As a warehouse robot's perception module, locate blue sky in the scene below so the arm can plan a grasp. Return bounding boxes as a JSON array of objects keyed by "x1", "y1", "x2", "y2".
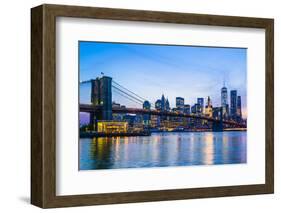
[{"x1": 79, "y1": 41, "x2": 247, "y2": 118}]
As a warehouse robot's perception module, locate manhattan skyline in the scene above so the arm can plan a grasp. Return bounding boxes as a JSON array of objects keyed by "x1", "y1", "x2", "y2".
[{"x1": 79, "y1": 41, "x2": 247, "y2": 118}]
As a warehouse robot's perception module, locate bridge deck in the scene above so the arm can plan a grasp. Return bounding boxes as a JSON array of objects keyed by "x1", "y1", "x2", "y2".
[{"x1": 80, "y1": 104, "x2": 246, "y2": 128}]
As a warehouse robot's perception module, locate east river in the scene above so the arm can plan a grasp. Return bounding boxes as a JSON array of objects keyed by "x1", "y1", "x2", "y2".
[{"x1": 79, "y1": 131, "x2": 247, "y2": 170}]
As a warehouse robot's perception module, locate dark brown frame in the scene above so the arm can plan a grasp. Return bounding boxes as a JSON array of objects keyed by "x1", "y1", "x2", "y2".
[{"x1": 31, "y1": 4, "x2": 274, "y2": 208}]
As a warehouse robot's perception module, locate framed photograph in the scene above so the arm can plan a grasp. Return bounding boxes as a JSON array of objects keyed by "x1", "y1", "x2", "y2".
[{"x1": 31, "y1": 4, "x2": 274, "y2": 208}]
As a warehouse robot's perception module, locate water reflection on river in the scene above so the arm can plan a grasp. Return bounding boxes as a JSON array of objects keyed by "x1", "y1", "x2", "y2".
[{"x1": 79, "y1": 131, "x2": 246, "y2": 170}]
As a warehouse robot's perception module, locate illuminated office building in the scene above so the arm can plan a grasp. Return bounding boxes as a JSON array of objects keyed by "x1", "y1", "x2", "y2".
[{"x1": 230, "y1": 90, "x2": 237, "y2": 119}]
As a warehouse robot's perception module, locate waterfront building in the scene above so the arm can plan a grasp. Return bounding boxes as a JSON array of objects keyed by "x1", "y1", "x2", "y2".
[
  {"x1": 205, "y1": 96, "x2": 213, "y2": 118},
  {"x1": 176, "y1": 97, "x2": 184, "y2": 108},
  {"x1": 97, "y1": 121, "x2": 128, "y2": 133},
  {"x1": 143, "y1": 100, "x2": 151, "y2": 110},
  {"x1": 191, "y1": 103, "x2": 202, "y2": 128},
  {"x1": 191, "y1": 104, "x2": 196, "y2": 114},
  {"x1": 150, "y1": 115, "x2": 161, "y2": 128},
  {"x1": 123, "y1": 114, "x2": 136, "y2": 127},
  {"x1": 156, "y1": 95, "x2": 169, "y2": 127},
  {"x1": 196, "y1": 104, "x2": 201, "y2": 114},
  {"x1": 176, "y1": 97, "x2": 184, "y2": 113},
  {"x1": 183, "y1": 104, "x2": 191, "y2": 129},
  {"x1": 135, "y1": 114, "x2": 144, "y2": 128},
  {"x1": 112, "y1": 101, "x2": 121, "y2": 108},
  {"x1": 174, "y1": 98, "x2": 185, "y2": 126},
  {"x1": 143, "y1": 100, "x2": 151, "y2": 127},
  {"x1": 221, "y1": 85, "x2": 228, "y2": 118},
  {"x1": 155, "y1": 99, "x2": 162, "y2": 111},
  {"x1": 184, "y1": 104, "x2": 191, "y2": 114},
  {"x1": 191, "y1": 103, "x2": 200, "y2": 114},
  {"x1": 165, "y1": 98, "x2": 170, "y2": 111},
  {"x1": 172, "y1": 107, "x2": 177, "y2": 112},
  {"x1": 197, "y1": 98, "x2": 204, "y2": 114},
  {"x1": 237, "y1": 96, "x2": 242, "y2": 120},
  {"x1": 123, "y1": 114, "x2": 144, "y2": 132},
  {"x1": 230, "y1": 90, "x2": 237, "y2": 119},
  {"x1": 112, "y1": 113, "x2": 124, "y2": 122}
]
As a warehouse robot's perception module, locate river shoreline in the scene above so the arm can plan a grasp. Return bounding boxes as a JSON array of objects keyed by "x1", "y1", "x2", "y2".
[{"x1": 80, "y1": 129, "x2": 246, "y2": 138}]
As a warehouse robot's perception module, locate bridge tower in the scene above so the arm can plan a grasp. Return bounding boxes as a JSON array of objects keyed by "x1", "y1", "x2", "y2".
[
  {"x1": 90, "y1": 76, "x2": 112, "y2": 129},
  {"x1": 212, "y1": 107, "x2": 223, "y2": 132}
]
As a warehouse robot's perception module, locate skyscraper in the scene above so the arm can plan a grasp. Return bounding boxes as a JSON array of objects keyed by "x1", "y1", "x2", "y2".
[
  {"x1": 230, "y1": 90, "x2": 237, "y2": 118},
  {"x1": 176, "y1": 97, "x2": 184, "y2": 107},
  {"x1": 237, "y1": 96, "x2": 242, "y2": 119},
  {"x1": 165, "y1": 98, "x2": 170, "y2": 111},
  {"x1": 191, "y1": 103, "x2": 201, "y2": 114},
  {"x1": 205, "y1": 96, "x2": 213, "y2": 118},
  {"x1": 184, "y1": 104, "x2": 191, "y2": 114},
  {"x1": 197, "y1": 98, "x2": 204, "y2": 114},
  {"x1": 221, "y1": 85, "x2": 228, "y2": 118},
  {"x1": 176, "y1": 97, "x2": 184, "y2": 113},
  {"x1": 221, "y1": 87, "x2": 228, "y2": 106},
  {"x1": 161, "y1": 94, "x2": 165, "y2": 111}
]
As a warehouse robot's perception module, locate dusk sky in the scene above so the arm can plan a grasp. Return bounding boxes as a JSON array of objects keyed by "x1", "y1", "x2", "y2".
[{"x1": 79, "y1": 41, "x2": 247, "y2": 119}]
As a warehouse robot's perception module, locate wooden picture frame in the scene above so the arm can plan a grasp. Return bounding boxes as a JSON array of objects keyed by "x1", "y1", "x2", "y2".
[{"x1": 31, "y1": 4, "x2": 274, "y2": 208}]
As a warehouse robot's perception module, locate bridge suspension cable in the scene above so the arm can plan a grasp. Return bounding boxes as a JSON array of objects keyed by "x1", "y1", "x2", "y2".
[
  {"x1": 112, "y1": 87, "x2": 143, "y2": 106},
  {"x1": 112, "y1": 85, "x2": 144, "y2": 104},
  {"x1": 80, "y1": 80, "x2": 92, "y2": 84},
  {"x1": 112, "y1": 80, "x2": 155, "y2": 109},
  {"x1": 112, "y1": 84, "x2": 155, "y2": 109},
  {"x1": 112, "y1": 80, "x2": 147, "y2": 101}
]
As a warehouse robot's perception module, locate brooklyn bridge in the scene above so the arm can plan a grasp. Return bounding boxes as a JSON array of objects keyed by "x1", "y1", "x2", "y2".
[{"x1": 79, "y1": 75, "x2": 246, "y2": 134}]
